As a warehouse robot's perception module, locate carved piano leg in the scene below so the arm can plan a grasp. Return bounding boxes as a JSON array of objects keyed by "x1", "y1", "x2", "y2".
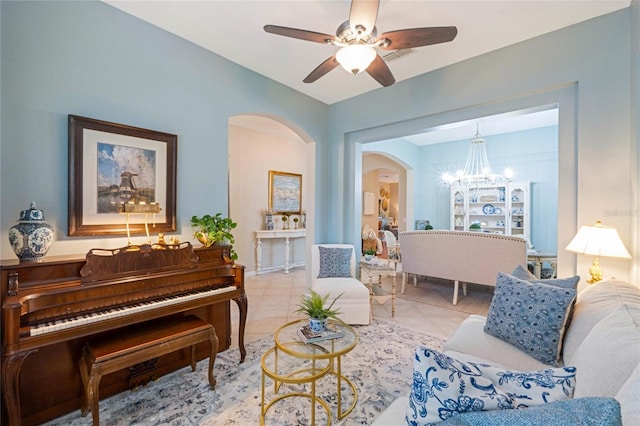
[
  {"x1": 234, "y1": 291, "x2": 248, "y2": 363},
  {"x1": 207, "y1": 329, "x2": 219, "y2": 389},
  {"x1": 2, "y1": 350, "x2": 37, "y2": 426}
]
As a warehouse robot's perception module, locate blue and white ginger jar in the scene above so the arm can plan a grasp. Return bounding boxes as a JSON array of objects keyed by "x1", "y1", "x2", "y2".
[{"x1": 8, "y1": 202, "x2": 55, "y2": 262}]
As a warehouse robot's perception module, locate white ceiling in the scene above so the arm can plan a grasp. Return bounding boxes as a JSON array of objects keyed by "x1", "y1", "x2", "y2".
[
  {"x1": 402, "y1": 106, "x2": 559, "y2": 146},
  {"x1": 104, "y1": 0, "x2": 629, "y2": 106}
]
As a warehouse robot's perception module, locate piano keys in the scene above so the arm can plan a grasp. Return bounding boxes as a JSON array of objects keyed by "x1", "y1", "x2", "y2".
[
  {"x1": 1, "y1": 243, "x2": 247, "y2": 426},
  {"x1": 29, "y1": 285, "x2": 236, "y2": 336}
]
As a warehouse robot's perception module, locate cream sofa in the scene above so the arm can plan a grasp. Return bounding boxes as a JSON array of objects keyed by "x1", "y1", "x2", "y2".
[
  {"x1": 398, "y1": 231, "x2": 527, "y2": 304},
  {"x1": 310, "y1": 244, "x2": 370, "y2": 325},
  {"x1": 373, "y1": 279, "x2": 639, "y2": 424}
]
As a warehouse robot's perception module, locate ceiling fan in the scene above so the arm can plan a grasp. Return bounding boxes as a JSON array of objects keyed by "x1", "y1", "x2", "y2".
[{"x1": 264, "y1": 0, "x2": 457, "y2": 87}]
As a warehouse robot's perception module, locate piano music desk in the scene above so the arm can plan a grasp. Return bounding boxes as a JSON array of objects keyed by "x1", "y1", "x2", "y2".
[{"x1": 79, "y1": 315, "x2": 218, "y2": 426}]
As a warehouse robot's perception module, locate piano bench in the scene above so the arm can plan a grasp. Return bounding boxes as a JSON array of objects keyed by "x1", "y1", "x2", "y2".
[{"x1": 79, "y1": 315, "x2": 218, "y2": 426}]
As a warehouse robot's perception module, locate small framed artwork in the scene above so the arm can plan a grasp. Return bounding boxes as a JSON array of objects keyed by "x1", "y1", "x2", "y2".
[
  {"x1": 415, "y1": 220, "x2": 428, "y2": 230},
  {"x1": 363, "y1": 191, "x2": 375, "y2": 215},
  {"x1": 268, "y1": 170, "x2": 302, "y2": 214},
  {"x1": 68, "y1": 115, "x2": 177, "y2": 236}
]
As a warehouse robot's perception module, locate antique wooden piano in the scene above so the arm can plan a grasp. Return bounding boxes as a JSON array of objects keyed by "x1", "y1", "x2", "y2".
[{"x1": 1, "y1": 242, "x2": 247, "y2": 425}]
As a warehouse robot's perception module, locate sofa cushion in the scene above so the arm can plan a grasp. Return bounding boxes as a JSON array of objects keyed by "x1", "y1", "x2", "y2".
[
  {"x1": 563, "y1": 280, "x2": 640, "y2": 363},
  {"x1": 443, "y1": 316, "x2": 549, "y2": 372},
  {"x1": 616, "y1": 363, "x2": 640, "y2": 426},
  {"x1": 569, "y1": 304, "x2": 640, "y2": 399},
  {"x1": 484, "y1": 273, "x2": 576, "y2": 366},
  {"x1": 311, "y1": 277, "x2": 369, "y2": 300},
  {"x1": 405, "y1": 346, "x2": 576, "y2": 425},
  {"x1": 371, "y1": 395, "x2": 409, "y2": 426},
  {"x1": 439, "y1": 397, "x2": 621, "y2": 426},
  {"x1": 317, "y1": 246, "x2": 352, "y2": 278}
]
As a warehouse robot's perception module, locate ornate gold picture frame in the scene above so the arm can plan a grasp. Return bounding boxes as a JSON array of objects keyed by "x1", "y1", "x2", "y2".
[{"x1": 268, "y1": 170, "x2": 302, "y2": 214}]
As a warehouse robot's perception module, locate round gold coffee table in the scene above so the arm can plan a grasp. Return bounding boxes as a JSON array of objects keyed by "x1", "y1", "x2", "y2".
[{"x1": 260, "y1": 318, "x2": 358, "y2": 425}]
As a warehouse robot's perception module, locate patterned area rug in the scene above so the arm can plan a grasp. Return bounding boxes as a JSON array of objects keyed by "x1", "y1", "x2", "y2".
[{"x1": 45, "y1": 319, "x2": 443, "y2": 426}]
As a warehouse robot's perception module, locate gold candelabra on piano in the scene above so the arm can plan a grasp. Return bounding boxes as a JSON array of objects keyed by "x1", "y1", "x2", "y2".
[{"x1": 119, "y1": 202, "x2": 161, "y2": 249}]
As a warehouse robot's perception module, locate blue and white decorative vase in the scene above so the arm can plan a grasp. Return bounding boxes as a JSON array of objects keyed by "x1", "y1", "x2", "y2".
[
  {"x1": 8, "y1": 202, "x2": 55, "y2": 262},
  {"x1": 309, "y1": 317, "x2": 327, "y2": 333}
]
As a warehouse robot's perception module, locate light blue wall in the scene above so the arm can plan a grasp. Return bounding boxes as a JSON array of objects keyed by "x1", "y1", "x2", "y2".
[
  {"x1": 420, "y1": 126, "x2": 559, "y2": 251},
  {"x1": 330, "y1": 9, "x2": 636, "y2": 280},
  {"x1": 364, "y1": 126, "x2": 559, "y2": 251},
  {"x1": 631, "y1": 0, "x2": 639, "y2": 282},
  {"x1": 0, "y1": 0, "x2": 327, "y2": 257},
  {"x1": 1, "y1": 2, "x2": 637, "y2": 281}
]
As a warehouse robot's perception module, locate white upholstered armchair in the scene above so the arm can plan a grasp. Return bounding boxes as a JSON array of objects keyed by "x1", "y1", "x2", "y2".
[{"x1": 310, "y1": 244, "x2": 371, "y2": 325}]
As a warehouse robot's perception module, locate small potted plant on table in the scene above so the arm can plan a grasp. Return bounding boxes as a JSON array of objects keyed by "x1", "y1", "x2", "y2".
[
  {"x1": 296, "y1": 290, "x2": 343, "y2": 332},
  {"x1": 363, "y1": 248, "x2": 376, "y2": 261}
]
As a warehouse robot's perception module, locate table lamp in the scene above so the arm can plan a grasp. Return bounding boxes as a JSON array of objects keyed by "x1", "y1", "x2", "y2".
[{"x1": 565, "y1": 221, "x2": 631, "y2": 284}]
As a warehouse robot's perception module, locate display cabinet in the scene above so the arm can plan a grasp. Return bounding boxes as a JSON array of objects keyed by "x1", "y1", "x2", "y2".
[{"x1": 450, "y1": 181, "x2": 530, "y2": 242}]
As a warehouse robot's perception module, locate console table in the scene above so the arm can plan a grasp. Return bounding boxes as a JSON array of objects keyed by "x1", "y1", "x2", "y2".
[{"x1": 255, "y1": 229, "x2": 306, "y2": 274}]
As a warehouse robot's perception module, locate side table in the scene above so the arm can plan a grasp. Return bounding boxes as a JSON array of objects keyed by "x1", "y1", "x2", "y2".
[
  {"x1": 527, "y1": 250, "x2": 557, "y2": 278},
  {"x1": 260, "y1": 319, "x2": 358, "y2": 425},
  {"x1": 360, "y1": 259, "x2": 397, "y2": 318}
]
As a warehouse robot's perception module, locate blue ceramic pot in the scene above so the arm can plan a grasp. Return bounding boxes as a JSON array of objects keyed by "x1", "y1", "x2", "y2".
[
  {"x1": 309, "y1": 318, "x2": 327, "y2": 333},
  {"x1": 8, "y1": 202, "x2": 54, "y2": 262}
]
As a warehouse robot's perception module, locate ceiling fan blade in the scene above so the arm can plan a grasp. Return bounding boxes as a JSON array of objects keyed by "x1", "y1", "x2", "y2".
[
  {"x1": 366, "y1": 54, "x2": 395, "y2": 87},
  {"x1": 264, "y1": 25, "x2": 336, "y2": 44},
  {"x1": 376, "y1": 27, "x2": 458, "y2": 50},
  {"x1": 303, "y1": 56, "x2": 340, "y2": 83},
  {"x1": 349, "y1": 0, "x2": 379, "y2": 38}
]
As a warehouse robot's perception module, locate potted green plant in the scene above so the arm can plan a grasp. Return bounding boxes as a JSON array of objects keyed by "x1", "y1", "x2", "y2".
[
  {"x1": 363, "y1": 248, "x2": 376, "y2": 261},
  {"x1": 296, "y1": 290, "x2": 343, "y2": 332},
  {"x1": 469, "y1": 223, "x2": 482, "y2": 231},
  {"x1": 190, "y1": 213, "x2": 238, "y2": 260}
]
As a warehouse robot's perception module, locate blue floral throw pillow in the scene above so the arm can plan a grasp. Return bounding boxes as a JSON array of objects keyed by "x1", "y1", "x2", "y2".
[
  {"x1": 484, "y1": 272, "x2": 577, "y2": 366},
  {"x1": 406, "y1": 346, "x2": 576, "y2": 425},
  {"x1": 317, "y1": 246, "x2": 352, "y2": 278}
]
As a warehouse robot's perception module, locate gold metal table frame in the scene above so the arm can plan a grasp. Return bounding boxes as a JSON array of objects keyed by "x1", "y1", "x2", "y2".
[{"x1": 260, "y1": 319, "x2": 358, "y2": 425}]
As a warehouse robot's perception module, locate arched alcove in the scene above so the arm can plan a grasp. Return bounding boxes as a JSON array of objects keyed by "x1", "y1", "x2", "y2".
[
  {"x1": 228, "y1": 115, "x2": 316, "y2": 276},
  {"x1": 361, "y1": 151, "x2": 412, "y2": 233}
]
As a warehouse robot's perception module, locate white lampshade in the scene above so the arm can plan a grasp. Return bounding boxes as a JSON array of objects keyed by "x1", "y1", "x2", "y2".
[
  {"x1": 565, "y1": 221, "x2": 631, "y2": 259},
  {"x1": 336, "y1": 45, "x2": 376, "y2": 75}
]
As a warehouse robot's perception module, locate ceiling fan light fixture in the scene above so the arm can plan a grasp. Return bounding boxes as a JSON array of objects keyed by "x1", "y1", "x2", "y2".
[{"x1": 336, "y1": 44, "x2": 376, "y2": 75}]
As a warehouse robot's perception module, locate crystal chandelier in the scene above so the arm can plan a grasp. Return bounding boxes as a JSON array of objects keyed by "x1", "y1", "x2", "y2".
[{"x1": 442, "y1": 125, "x2": 513, "y2": 187}]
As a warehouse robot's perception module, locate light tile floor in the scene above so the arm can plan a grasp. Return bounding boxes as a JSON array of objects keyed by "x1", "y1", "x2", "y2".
[{"x1": 229, "y1": 267, "x2": 492, "y2": 350}]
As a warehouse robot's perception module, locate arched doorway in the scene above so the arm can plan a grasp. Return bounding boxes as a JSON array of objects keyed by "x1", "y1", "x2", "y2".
[{"x1": 228, "y1": 114, "x2": 316, "y2": 276}]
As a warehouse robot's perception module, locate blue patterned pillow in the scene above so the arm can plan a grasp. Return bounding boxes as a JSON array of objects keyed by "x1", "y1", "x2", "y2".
[
  {"x1": 317, "y1": 246, "x2": 352, "y2": 278},
  {"x1": 511, "y1": 265, "x2": 580, "y2": 290},
  {"x1": 439, "y1": 397, "x2": 621, "y2": 425},
  {"x1": 484, "y1": 273, "x2": 577, "y2": 366},
  {"x1": 511, "y1": 264, "x2": 536, "y2": 280},
  {"x1": 529, "y1": 275, "x2": 580, "y2": 290},
  {"x1": 406, "y1": 346, "x2": 576, "y2": 425}
]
